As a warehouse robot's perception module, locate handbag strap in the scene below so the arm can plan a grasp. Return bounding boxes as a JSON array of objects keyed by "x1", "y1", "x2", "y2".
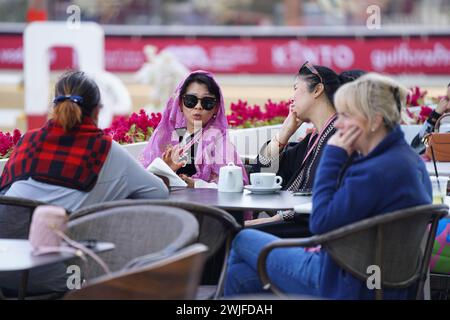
[
  {"x1": 33, "y1": 226, "x2": 111, "y2": 275},
  {"x1": 434, "y1": 113, "x2": 450, "y2": 132},
  {"x1": 55, "y1": 229, "x2": 111, "y2": 274}
]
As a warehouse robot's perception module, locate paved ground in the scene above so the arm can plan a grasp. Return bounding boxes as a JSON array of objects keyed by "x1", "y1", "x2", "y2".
[{"x1": 0, "y1": 71, "x2": 448, "y2": 132}]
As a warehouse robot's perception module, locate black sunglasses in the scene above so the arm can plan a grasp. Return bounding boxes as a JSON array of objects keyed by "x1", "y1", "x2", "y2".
[
  {"x1": 182, "y1": 94, "x2": 217, "y2": 111},
  {"x1": 299, "y1": 61, "x2": 323, "y2": 84}
]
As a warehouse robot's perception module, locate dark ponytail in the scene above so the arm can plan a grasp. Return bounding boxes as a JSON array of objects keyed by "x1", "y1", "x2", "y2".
[
  {"x1": 52, "y1": 71, "x2": 101, "y2": 132},
  {"x1": 298, "y1": 65, "x2": 341, "y2": 108},
  {"x1": 53, "y1": 101, "x2": 83, "y2": 132}
]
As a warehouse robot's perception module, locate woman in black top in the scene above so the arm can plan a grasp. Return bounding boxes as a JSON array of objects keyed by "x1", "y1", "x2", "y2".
[{"x1": 245, "y1": 68, "x2": 365, "y2": 237}]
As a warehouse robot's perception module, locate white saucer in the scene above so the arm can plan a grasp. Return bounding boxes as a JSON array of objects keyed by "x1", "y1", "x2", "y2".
[
  {"x1": 244, "y1": 185, "x2": 282, "y2": 194},
  {"x1": 294, "y1": 203, "x2": 312, "y2": 214}
]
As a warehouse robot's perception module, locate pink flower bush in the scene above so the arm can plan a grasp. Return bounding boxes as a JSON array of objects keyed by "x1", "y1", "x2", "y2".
[
  {"x1": 404, "y1": 106, "x2": 433, "y2": 124},
  {"x1": 402, "y1": 86, "x2": 437, "y2": 125},
  {"x1": 104, "y1": 100, "x2": 291, "y2": 145},
  {"x1": 0, "y1": 129, "x2": 22, "y2": 159},
  {"x1": 406, "y1": 86, "x2": 427, "y2": 107},
  {"x1": 104, "y1": 109, "x2": 162, "y2": 144},
  {"x1": 227, "y1": 99, "x2": 290, "y2": 128}
]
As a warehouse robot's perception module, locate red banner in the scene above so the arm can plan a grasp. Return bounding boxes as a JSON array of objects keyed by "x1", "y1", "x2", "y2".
[{"x1": 1, "y1": 34, "x2": 449, "y2": 74}]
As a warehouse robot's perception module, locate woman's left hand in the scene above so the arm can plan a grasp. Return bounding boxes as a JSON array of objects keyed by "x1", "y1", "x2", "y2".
[
  {"x1": 328, "y1": 126, "x2": 362, "y2": 156},
  {"x1": 244, "y1": 214, "x2": 282, "y2": 227},
  {"x1": 179, "y1": 174, "x2": 195, "y2": 188}
]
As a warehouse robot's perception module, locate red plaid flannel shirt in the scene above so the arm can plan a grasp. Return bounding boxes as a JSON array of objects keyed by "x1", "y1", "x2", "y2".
[{"x1": 0, "y1": 118, "x2": 112, "y2": 191}]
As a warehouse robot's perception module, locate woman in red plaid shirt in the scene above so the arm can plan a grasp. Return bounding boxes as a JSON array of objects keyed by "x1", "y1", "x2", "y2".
[
  {"x1": 0, "y1": 70, "x2": 169, "y2": 296},
  {"x1": 1, "y1": 70, "x2": 169, "y2": 211}
]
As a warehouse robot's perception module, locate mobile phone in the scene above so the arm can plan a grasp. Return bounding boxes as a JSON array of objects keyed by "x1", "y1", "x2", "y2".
[{"x1": 292, "y1": 191, "x2": 312, "y2": 196}]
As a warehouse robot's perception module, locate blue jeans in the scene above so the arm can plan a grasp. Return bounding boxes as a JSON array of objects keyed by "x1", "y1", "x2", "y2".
[{"x1": 224, "y1": 229, "x2": 322, "y2": 297}]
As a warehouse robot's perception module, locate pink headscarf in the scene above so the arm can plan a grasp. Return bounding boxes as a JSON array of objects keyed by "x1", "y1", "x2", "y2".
[{"x1": 140, "y1": 70, "x2": 248, "y2": 184}]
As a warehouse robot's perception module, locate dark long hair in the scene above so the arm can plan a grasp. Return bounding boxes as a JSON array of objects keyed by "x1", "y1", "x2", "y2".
[
  {"x1": 339, "y1": 69, "x2": 367, "y2": 84},
  {"x1": 179, "y1": 72, "x2": 221, "y2": 102},
  {"x1": 298, "y1": 65, "x2": 341, "y2": 108}
]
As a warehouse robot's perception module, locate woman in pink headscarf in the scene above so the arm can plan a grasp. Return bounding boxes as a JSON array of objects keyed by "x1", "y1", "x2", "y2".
[{"x1": 140, "y1": 70, "x2": 248, "y2": 188}]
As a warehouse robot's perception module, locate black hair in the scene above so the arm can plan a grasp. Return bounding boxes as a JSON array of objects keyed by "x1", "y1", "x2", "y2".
[
  {"x1": 339, "y1": 69, "x2": 367, "y2": 85},
  {"x1": 179, "y1": 72, "x2": 221, "y2": 102},
  {"x1": 53, "y1": 70, "x2": 101, "y2": 131},
  {"x1": 298, "y1": 65, "x2": 341, "y2": 108}
]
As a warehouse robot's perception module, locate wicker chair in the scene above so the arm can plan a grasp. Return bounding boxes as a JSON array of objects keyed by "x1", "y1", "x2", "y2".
[
  {"x1": 257, "y1": 204, "x2": 449, "y2": 300},
  {"x1": 430, "y1": 273, "x2": 450, "y2": 300},
  {"x1": 64, "y1": 243, "x2": 208, "y2": 300},
  {"x1": 70, "y1": 199, "x2": 242, "y2": 299},
  {"x1": 67, "y1": 204, "x2": 199, "y2": 280},
  {"x1": 0, "y1": 195, "x2": 49, "y2": 239}
]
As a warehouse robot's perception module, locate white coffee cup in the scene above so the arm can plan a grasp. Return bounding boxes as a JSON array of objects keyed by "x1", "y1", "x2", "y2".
[{"x1": 250, "y1": 173, "x2": 283, "y2": 188}]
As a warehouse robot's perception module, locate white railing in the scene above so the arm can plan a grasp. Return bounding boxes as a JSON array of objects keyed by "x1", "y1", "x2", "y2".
[
  {"x1": 0, "y1": 124, "x2": 424, "y2": 176},
  {"x1": 120, "y1": 124, "x2": 421, "y2": 161}
]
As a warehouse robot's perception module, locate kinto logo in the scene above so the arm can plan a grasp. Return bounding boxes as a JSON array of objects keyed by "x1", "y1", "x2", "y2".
[
  {"x1": 366, "y1": 5, "x2": 381, "y2": 30},
  {"x1": 66, "y1": 5, "x2": 81, "y2": 30},
  {"x1": 366, "y1": 265, "x2": 381, "y2": 290},
  {"x1": 66, "y1": 265, "x2": 83, "y2": 290}
]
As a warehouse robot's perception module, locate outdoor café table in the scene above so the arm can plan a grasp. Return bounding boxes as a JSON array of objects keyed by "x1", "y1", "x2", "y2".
[
  {"x1": 0, "y1": 239, "x2": 114, "y2": 299},
  {"x1": 168, "y1": 188, "x2": 312, "y2": 224}
]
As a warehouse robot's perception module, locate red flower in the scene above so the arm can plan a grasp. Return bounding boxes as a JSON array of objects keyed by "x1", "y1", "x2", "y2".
[
  {"x1": 227, "y1": 99, "x2": 290, "y2": 128},
  {"x1": 401, "y1": 86, "x2": 439, "y2": 125},
  {"x1": 419, "y1": 106, "x2": 433, "y2": 123},
  {"x1": 406, "y1": 86, "x2": 427, "y2": 107},
  {"x1": 104, "y1": 109, "x2": 162, "y2": 144},
  {"x1": 0, "y1": 129, "x2": 22, "y2": 159}
]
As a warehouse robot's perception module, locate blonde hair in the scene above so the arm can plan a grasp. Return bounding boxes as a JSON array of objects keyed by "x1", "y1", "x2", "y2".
[{"x1": 334, "y1": 73, "x2": 408, "y2": 129}]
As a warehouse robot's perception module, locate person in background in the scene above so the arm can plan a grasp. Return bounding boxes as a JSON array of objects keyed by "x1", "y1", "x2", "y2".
[
  {"x1": 224, "y1": 73, "x2": 431, "y2": 299},
  {"x1": 411, "y1": 82, "x2": 450, "y2": 154},
  {"x1": 140, "y1": 70, "x2": 248, "y2": 188}
]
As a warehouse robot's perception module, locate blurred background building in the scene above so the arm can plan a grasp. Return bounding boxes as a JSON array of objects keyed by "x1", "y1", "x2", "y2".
[{"x1": 0, "y1": 0, "x2": 448, "y2": 26}]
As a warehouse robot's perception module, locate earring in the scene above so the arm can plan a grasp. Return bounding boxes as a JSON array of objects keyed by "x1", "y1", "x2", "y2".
[
  {"x1": 213, "y1": 114, "x2": 217, "y2": 119},
  {"x1": 371, "y1": 127, "x2": 376, "y2": 132}
]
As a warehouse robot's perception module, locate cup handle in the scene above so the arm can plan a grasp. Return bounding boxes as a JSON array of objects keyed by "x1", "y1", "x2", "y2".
[{"x1": 275, "y1": 176, "x2": 283, "y2": 186}]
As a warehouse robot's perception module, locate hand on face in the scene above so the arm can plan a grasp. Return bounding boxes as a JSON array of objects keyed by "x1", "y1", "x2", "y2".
[
  {"x1": 278, "y1": 103, "x2": 303, "y2": 143},
  {"x1": 436, "y1": 96, "x2": 450, "y2": 114},
  {"x1": 435, "y1": 86, "x2": 450, "y2": 114},
  {"x1": 328, "y1": 125, "x2": 363, "y2": 156},
  {"x1": 162, "y1": 145, "x2": 186, "y2": 172},
  {"x1": 286, "y1": 103, "x2": 303, "y2": 130}
]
